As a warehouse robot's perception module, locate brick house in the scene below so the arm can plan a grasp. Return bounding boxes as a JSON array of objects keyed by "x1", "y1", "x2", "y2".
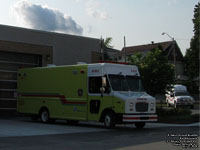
[{"x1": 114, "y1": 41, "x2": 185, "y2": 80}]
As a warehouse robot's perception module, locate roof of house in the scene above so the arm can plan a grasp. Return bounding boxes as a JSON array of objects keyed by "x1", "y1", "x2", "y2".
[
  {"x1": 114, "y1": 41, "x2": 184, "y2": 62},
  {"x1": 117, "y1": 41, "x2": 173, "y2": 55}
]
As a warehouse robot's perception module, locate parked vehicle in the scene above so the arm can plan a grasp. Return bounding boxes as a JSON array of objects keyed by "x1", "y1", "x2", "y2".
[
  {"x1": 165, "y1": 84, "x2": 195, "y2": 108},
  {"x1": 17, "y1": 63, "x2": 157, "y2": 128}
]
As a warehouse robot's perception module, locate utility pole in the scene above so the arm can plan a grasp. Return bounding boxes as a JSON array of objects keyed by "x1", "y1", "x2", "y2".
[
  {"x1": 124, "y1": 36, "x2": 126, "y2": 63},
  {"x1": 100, "y1": 36, "x2": 104, "y2": 61},
  {"x1": 172, "y1": 38, "x2": 176, "y2": 79}
]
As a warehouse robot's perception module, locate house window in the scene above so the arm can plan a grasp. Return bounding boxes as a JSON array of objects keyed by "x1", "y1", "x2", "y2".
[{"x1": 118, "y1": 56, "x2": 122, "y2": 60}]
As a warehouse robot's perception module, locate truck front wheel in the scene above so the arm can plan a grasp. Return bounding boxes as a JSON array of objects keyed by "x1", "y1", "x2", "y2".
[
  {"x1": 104, "y1": 112, "x2": 116, "y2": 129},
  {"x1": 40, "y1": 109, "x2": 49, "y2": 123},
  {"x1": 135, "y1": 122, "x2": 145, "y2": 129}
]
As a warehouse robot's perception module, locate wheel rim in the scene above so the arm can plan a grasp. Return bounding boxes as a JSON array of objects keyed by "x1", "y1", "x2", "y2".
[
  {"x1": 41, "y1": 111, "x2": 48, "y2": 122},
  {"x1": 105, "y1": 115, "x2": 111, "y2": 127}
]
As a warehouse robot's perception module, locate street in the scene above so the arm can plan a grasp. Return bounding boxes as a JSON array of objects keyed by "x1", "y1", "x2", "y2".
[{"x1": 0, "y1": 117, "x2": 199, "y2": 150}]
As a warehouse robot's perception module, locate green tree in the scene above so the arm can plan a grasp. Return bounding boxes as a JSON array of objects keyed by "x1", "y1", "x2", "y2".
[
  {"x1": 104, "y1": 37, "x2": 114, "y2": 48},
  {"x1": 129, "y1": 48, "x2": 174, "y2": 95},
  {"x1": 185, "y1": 2, "x2": 199, "y2": 79},
  {"x1": 102, "y1": 37, "x2": 113, "y2": 61},
  {"x1": 184, "y1": 2, "x2": 199, "y2": 93}
]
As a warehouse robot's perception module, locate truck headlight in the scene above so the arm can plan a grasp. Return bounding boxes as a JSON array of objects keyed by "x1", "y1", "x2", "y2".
[{"x1": 129, "y1": 102, "x2": 134, "y2": 107}]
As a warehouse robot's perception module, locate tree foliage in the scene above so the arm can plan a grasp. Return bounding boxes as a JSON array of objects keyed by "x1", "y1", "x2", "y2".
[
  {"x1": 129, "y1": 48, "x2": 174, "y2": 95},
  {"x1": 184, "y1": 2, "x2": 199, "y2": 80},
  {"x1": 104, "y1": 37, "x2": 114, "y2": 48},
  {"x1": 102, "y1": 37, "x2": 113, "y2": 61},
  {"x1": 184, "y1": 2, "x2": 199, "y2": 93}
]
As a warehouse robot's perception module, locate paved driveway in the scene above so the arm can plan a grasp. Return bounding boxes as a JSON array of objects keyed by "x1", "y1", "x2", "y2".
[{"x1": 0, "y1": 118, "x2": 199, "y2": 150}]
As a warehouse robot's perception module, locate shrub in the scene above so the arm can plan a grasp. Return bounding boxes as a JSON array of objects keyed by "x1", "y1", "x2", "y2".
[{"x1": 156, "y1": 107, "x2": 192, "y2": 117}]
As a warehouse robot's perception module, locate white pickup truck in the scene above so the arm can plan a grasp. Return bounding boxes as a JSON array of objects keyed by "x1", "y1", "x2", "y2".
[{"x1": 165, "y1": 85, "x2": 195, "y2": 108}]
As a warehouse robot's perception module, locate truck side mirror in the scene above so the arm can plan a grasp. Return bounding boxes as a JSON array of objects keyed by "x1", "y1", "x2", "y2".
[
  {"x1": 100, "y1": 87, "x2": 105, "y2": 93},
  {"x1": 102, "y1": 77, "x2": 107, "y2": 87},
  {"x1": 100, "y1": 87, "x2": 105, "y2": 97}
]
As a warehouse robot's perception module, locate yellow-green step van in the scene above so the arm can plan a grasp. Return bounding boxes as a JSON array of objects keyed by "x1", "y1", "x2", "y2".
[{"x1": 17, "y1": 63, "x2": 157, "y2": 128}]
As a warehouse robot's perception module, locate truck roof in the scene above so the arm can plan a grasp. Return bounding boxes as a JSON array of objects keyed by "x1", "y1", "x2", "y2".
[
  {"x1": 19, "y1": 63, "x2": 140, "y2": 77},
  {"x1": 87, "y1": 63, "x2": 139, "y2": 76}
]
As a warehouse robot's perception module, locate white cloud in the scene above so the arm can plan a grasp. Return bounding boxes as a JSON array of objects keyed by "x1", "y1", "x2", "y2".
[
  {"x1": 11, "y1": 0, "x2": 83, "y2": 35},
  {"x1": 85, "y1": 0, "x2": 109, "y2": 20}
]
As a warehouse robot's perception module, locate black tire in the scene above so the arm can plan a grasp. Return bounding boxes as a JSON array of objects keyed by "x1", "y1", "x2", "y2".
[
  {"x1": 104, "y1": 112, "x2": 116, "y2": 129},
  {"x1": 40, "y1": 108, "x2": 50, "y2": 123},
  {"x1": 135, "y1": 122, "x2": 145, "y2": 129}
]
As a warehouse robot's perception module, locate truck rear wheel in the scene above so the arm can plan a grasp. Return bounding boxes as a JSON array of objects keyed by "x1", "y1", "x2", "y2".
[
  {"x1": 135, "y1": 122, "x2": 145, "y2": 129},
  {"x1": 104, "y1": 112, "x2": 116, "y2": 129},
  {"x1": 40, "y1": 109, "x2": 49, "y2": 123}
]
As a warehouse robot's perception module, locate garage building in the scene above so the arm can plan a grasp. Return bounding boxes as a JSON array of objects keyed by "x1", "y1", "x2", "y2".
[{"x1": 0, "y1": 24, "x2": 100, "y2": 114}]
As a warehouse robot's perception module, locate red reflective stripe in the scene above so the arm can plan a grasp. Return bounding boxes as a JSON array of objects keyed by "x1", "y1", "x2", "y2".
[
  {"x1": 99, "y1": 60, "x2": 129, "y2": 65},
  {"x1": 149, "y1": 116, "x2": 157, "y2": 119},
  {"x1": 21, "y1": 94, "x2": 86, "y2": 105},
  {"x1": 123, "y1": 117, "x2": 140, "y2": 120}
]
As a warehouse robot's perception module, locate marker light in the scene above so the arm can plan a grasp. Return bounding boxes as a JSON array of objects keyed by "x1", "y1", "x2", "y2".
[
  {"x1": 129, "y1": 102, "x2": 134, "y2": 107},
  {"x1": 80, "y1": 70, "x2": 85, "y2": 74},
  {"x1": 150, "y1": 103, "x2": 154, "y2": 107}
]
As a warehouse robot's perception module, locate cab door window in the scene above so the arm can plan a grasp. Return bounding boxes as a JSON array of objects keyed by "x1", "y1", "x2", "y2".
[
  {"x1": 89, "y1": 77, "x2": 101, "y2": 93},
  {"x1": 89, "y1": 76, "x2": 110, "y2": 94}
]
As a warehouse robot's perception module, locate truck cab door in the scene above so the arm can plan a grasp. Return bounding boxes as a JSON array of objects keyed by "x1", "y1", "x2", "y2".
[{"x1": 87, "y1": 76, "x2": 112, "y2": 121}]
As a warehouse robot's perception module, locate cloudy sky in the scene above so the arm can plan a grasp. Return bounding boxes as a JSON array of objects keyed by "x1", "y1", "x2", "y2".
[{"x1": 0, "y1": 0, "x2": 199, "y2": 54}]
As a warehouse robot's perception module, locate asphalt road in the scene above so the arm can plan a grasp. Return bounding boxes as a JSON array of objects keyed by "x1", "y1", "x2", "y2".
[{"x1": 0, "y1": 118, "x2": 199, "y2": 150}]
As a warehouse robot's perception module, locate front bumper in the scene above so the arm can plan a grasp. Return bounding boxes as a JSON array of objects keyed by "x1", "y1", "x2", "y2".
[{"x1": 123, "y1": 114, "x2": 157, "y2": 122}]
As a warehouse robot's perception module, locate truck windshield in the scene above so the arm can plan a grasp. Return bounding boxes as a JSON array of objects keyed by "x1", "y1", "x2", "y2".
[
  {"x1": 108, "y1": 74, "x2": 144, "y2": 92},
  {"x1": 126, "y1": 76, "x2": 145, "y2": 92},
  {"x1": 175, "y1": 91, "x2": 190, "y2": 96},
  {"x1": 108, "y1": 75, "x2": 129, "y2": 91}
]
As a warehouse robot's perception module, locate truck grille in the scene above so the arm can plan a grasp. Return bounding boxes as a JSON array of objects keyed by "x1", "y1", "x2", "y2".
[{"x1": 136, "y1": 102, "x2": 148, "y2": 112}]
